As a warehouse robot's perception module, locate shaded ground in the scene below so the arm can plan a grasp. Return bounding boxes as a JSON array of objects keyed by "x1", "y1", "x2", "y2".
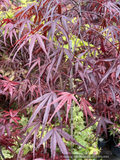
[{"x1": 97, "y1": 144, "x2": 120, "y2": 160}]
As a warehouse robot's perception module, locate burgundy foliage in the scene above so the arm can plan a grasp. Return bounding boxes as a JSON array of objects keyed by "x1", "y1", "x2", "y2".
[{"x1": 0, "y1": 0, "x2": 120, "y2": 159}]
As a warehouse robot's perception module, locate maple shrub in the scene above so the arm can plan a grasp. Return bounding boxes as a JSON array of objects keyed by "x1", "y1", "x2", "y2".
[{"x1": 0, "y1": 0, "x2": 120, "y2": 159}]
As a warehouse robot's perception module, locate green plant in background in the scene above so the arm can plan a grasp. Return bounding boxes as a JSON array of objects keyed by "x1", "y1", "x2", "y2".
[
  {"x1": 0, "y1": 0, "x2": 36, "y2": 22},
  {"x1": 71, "y1": 105, "x2": 100, "y2": 160},
  {"x1": 10, "y1": 0, "x2": 34, "y2": 4},
  {"x1": 63, "y1": 104, "x2": 100, "y2": 160},
  {"x1": 0, "y1": 143, "x2": 33, "y2": 160},
  {"x1": 0, "y1": 149, "x2": 13, "y2": 160}
]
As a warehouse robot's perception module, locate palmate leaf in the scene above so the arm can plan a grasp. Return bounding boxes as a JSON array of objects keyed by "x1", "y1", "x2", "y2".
[
  {"x1": 25, "y1": 84, "x2": 40, "y2": 101},
  {"x1": 56, "y1": 130, "x2": 68, "y2": 159},
  {"x1": 80, "y1": 98, "x2": 94, "y2": 124},
  {"x1": 24, "y1": 91, "x2": 79, "y2": 132},
  {"x1": 3, "y1": 23, "x2": 18, "y2": 46},
  {"x1": 25, "y1": 57, "x2": 40, "y2": 78},
  {"x1": 4, "y1": 109, "x2": 21, "y2": 125},
  {"x1": 21, "y1": 91, "x2": 80, "y2": 156},
  {"x1": 12, "y1": 33, "x2": 49, "y2": 66},
  {"x1": 2, "y1": 76, "x2": 19, "y2": 98},
  {"x1": 56, "y1": 128, "x2": 85, "y2": 148},
  {"x1": 22, "y1": 92, "x2": 62, "y2": 144},
  {"x1": 104, "y1": 1, "x2": 120, "y2": 23},
  {"x1": 96, "y1": 116, "x2": 114, "y2": 139},
  {"x1": 25, "y1": 93, "x2": 51, "y2": 129},
  {"x1": 99, "y1": 59, "x2": 116, "y2": 84},
  {"x1": 18, "y1": 3, "x2": 37, "y2": 18},
  {"x1": 37, "y1": 129, "x2": 53, "y2": 149},
  {"x1": 29, "y1": 33, "x2": 48, "y2": 66},
  {"x1": 48, "y1": 92, "x2": 80, "y2": 124},
  {"x1": 29, "y1": 33, "x2": 49, "y2": 66},
  {"x1": 37, "y1": 127, "x2": 85, "y2": 160},
  {"x1": 0, "y1": 122, "x2": 12, "y2": 137},
  {"x1": 18, "y1": 19, "x2": 35, "y2": 39},
  {"x1": 81, "y1": 116, "x2": 114, "y2": 141}
]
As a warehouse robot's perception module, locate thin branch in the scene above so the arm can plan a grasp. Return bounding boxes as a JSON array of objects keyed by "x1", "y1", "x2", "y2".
[
  {"x1": 69, "y1": 40, "x2": 74, "y2": 154},
  {"x1": 0, "y1": 145, "x2": 5, "y2": 160}
]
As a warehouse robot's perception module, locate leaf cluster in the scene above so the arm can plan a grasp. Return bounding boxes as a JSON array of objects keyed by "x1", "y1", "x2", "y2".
[{"x1": 0, "y1": 0, "x2": 120, "y2": 159}]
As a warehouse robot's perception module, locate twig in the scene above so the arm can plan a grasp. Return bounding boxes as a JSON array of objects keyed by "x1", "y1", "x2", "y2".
[
  {"x1": 78, "y1": 1, "x2": 82, "y2": 36},
  {"x1": 0, "y1": 145, "x2": 5, "y2": 160},
  {"x1": 69, "y1": 40, "x2": 74, "y2": 154}
]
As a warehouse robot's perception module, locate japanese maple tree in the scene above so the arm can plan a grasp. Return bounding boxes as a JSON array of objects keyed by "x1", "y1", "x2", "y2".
[{"x1": 0, "y1": 0, "x2": 120, "y2": 159}]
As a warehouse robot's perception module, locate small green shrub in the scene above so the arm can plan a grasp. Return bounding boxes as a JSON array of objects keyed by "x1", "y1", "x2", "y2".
[{"x1": 72, "y1": 106, "x2": 100, "y2": 159}]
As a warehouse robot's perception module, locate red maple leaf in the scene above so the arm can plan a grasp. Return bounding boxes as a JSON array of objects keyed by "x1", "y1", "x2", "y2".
[{"x1": 4, "y1": 109, "x2": 20, "y2": 125}]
